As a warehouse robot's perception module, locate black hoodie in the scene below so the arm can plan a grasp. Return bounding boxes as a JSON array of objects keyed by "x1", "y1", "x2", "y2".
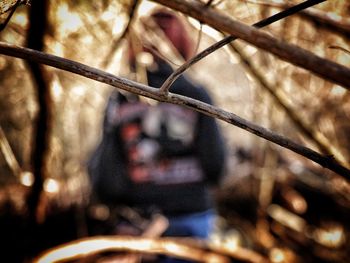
[{"x1": 88, "y1": 61, "x2": 226, "y2": 216}]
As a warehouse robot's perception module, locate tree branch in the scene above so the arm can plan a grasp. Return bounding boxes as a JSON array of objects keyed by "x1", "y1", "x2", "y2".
[
  {"x1": 0, "y1": 0, "x2": 21, "y2": 31},
  {"x1": 303, "y1": 6, "x2": 350, "y2": 39},
  {"x1": 0, "y1": 42, "x2": 349, "y2": 178},
  {"x1": 229, "y1": 42, "x2": 349, "y2": 168},
  {"x1": 153, "y1": 0, "x2": 350, "y2": 93},
  {"x1": 245, "y1": 0, "x2": 350, "y2": 39},
  {"x1": 33, "y1": 236, "x2": 267, "y2": 263},
  {"x1": 0, "y1": 125, "x2": 22, "y2": 177}
]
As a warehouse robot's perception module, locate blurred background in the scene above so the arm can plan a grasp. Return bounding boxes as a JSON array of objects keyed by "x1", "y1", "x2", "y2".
[{"x1": 0, "y1": 0, "x2": 349, "y2": 262}]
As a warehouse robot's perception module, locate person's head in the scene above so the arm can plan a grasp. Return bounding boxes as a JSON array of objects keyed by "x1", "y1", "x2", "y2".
[
  {"x1": 149, "y1": 8, "x2": 194, "y2": 60},
  {"x1": 126, "y1": 8, "x2": 194, "y2": 77}
]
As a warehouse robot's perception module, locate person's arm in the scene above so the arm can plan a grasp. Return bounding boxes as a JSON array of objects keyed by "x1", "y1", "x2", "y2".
[
  {"x1": 170, "y1": 73, "x2": 227, "y2": 185},
  {"x1": 193, "y1": 86, "x2": 227, "y2": 185},
  {"x1": 87, "y1": 93, "x2": 131, "y2": 203}
]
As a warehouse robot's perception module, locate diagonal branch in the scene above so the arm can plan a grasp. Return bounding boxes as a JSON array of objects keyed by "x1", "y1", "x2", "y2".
[
  {"x1": 0, "y1": 42, "x2": 349, "y2": 178},
  {"x1": 0, "y1": 0, "x2": 21, "y2": 31},
  {"x1": 154, "y1": 0, "x2": 350, "y2": 93},
  {"x1": 229, "y1": 42, "x2": 349, "y2": 168},
  {"x1": 245, "y1": 0, "x2": 350, "y2": 39},
  {"x1": 302, "y1": 6, "x2": 350, "y2": 38},
  {"x1": 0, "y1": 125, "x2": 22, "y2": 177}
]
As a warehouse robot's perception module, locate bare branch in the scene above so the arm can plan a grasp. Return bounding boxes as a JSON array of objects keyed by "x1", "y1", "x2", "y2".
[
  {"x1": 0, "y1": 42, "x2": 349, "y2": 178},
  {"x1": 33, "y1": 235, "x2": 268, "y2": 263},
  {"x1": 153, "y1": 0, "x2": 350, "y2": 93},
  {"x1": 329, "y1": 45, "x2": 350, "y2": 55},
  {"x1": 230, "y1": 42, "x2": 349, "y2": 169},
  {"x1": 245, "y1": 0, "x2": 350, "y2": 39},
  {"x1": 0, "y1": 125, "x2": 22, "y2": 177},
  {"x1": 302, "y1": 6, "x2": 350, "y2": 38}
]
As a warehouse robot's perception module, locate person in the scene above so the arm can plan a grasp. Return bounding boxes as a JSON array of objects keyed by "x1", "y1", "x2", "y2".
[{"x1": 87, "y1": 8, "x2": 227, "y2": 260}]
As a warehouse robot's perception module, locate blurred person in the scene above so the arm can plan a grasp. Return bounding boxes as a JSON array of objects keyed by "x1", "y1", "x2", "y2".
[{"x1": 87, "y1": 8, "x2": 227, "y2": 261}]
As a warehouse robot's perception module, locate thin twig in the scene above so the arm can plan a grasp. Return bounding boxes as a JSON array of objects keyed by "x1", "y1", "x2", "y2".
[
  {"x1": 329, "y1": 45, "x2": 350, "y2": 55},
  {"x1": 0, "y1": 0, "x2": 21, "y2": 31},
  {"x1": 205, "y1": 0, "x2": 215, "y2": 7},
  {"x1": 100, "y1": 0, "x2": 139, "y2": 69},
  {"x1": 155, "y1": 0, "x2": 349, "y2": 94},
  {"x1": 242, "y1": 0, "x2": 350, "y2": 39},
  {"x1": 193, "y1": 22, "x2": 203, "y2": 55},
  {"x1": 0, "y1": 42, "x2": 349, "y2": 178},
  {"x1": 0, "y1": 125, "x2": 22, "y2": 177},
  {"x1": 212, "y1": 0, "x2": 227, "y2": 8}
]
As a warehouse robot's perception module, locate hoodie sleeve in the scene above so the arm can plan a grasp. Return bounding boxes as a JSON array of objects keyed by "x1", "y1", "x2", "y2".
[
  {"x1": 87, "y1": 93, "x2": 131, "y2": 203},
  {"x1": 193, "y1": 87, "x2": 227, "y2": 185},
  {"x1": 170, "y1": 73, "x2": 227, "y2": 186}
]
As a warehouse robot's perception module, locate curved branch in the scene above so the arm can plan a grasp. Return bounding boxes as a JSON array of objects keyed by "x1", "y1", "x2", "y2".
[
  {"x1": 33, "y1": 236, "x2": 266, "y2": 263},
  {"x1": 153, "y1": 0, "x2": 350, "y2": 92},
  {"x1": 0, "y1": 42, "x2": 349, "y2": 178}
]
